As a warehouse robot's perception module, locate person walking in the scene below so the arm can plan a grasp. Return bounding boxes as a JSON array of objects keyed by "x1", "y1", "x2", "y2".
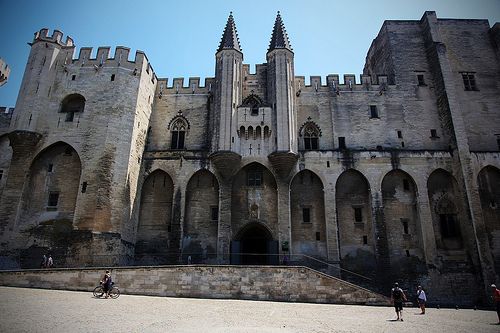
[
  {"x1": 47, "y1": 254, "x2": 53, "y2": 268},
  {"x1": 417, "y1": 286, "x2": 427, "y2": 314},
  {"x1": 40, "y1": 254, "x2": 47, "y2": 268},
  {"x1": 491, "y1": 284, "x2": 500, "y2": 325},
  {"x1": 391, "y1": 282, "x2": 407, "y2": 321}
]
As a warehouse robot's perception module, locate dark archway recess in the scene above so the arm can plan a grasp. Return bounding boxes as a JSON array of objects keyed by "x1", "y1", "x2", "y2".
[{"x1": 231, "y1": 223, "x2": 278, "y2": 265}]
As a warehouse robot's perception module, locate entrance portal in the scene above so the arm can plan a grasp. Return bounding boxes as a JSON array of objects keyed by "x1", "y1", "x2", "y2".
[{"x1": 231, "y1": 223, "x2": 278, "y2": 265}]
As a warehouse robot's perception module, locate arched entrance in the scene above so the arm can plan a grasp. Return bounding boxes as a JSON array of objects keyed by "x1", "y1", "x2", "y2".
[{"x1": 231, "y1": 223, "x2": 278, "y2": 265}]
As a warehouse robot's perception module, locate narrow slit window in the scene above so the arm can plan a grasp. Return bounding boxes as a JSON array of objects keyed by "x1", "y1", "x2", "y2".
[
  {"x1": 338, "y1": 137, "x2": 346, "y2": 149},
  {"x1": 302, "y1": 208, "x2": 311, "y2": 223},
  {"x1": 370, "y1": 105, "x2": 378, "y2": 118},
  {"x1": 354, "y1": 208, "x2": 362, "y2": 223}
]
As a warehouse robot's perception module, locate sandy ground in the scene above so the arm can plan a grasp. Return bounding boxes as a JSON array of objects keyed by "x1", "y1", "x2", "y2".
[{"x1": 0, "y1": 286, "x2": 499, "y2": 333}]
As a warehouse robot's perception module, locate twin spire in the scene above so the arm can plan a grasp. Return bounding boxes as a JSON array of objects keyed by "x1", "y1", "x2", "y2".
[{"x1": 217, "y1": 11, "x2": 292, "y2": 54}]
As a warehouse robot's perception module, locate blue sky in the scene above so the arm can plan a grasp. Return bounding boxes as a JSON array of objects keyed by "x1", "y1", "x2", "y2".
[{"x1": 0, "y1": 0, "x2": 499, "y2": 107}]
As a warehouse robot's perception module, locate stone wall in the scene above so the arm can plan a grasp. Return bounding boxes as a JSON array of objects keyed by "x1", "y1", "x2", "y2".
[{"x1": 0, "y1": 265, "x2": 390, "y2": 305}]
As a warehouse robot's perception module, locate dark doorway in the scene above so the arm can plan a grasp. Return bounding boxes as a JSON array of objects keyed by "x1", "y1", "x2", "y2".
[{"x1": 231, "y1": 223, "x2": 277, "y2": 265}]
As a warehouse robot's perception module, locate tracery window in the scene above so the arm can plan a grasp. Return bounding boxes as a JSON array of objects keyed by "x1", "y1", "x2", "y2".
[
  {"x1": 170, "y1": 118, "x2": 187, "y2": 149},
  {"x1": 303, "y1": 125, "x2": 319, "y2": 150}
]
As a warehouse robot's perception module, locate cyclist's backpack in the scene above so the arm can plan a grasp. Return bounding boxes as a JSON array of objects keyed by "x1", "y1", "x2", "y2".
[{"x1": 393, "y1": 288, "x2": 402, "y2": 300}]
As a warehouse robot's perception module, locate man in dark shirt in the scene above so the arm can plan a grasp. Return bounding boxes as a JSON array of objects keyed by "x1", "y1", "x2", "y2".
[{"x1": 391, "y1": 282, "x2": 407, "y2": 321}]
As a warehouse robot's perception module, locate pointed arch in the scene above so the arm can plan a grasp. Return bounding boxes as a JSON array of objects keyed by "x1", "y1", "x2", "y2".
[
  {"x1": 427, "y1": 169, "x2": 464, "y2": 250},
  {"x1": 382, "y1": 169, "x2": 423, "y2": 265},
  {"x1": 477, "y1": 165, "x2": 500, "y2": 275},
  {"x1": 232, "y1": 162, "x2": 278, "y2": 244},
  {"x1": 290, "y1": 169, "x2": 326, "y2": 260},
  {"x1": 336, "y1": 169, "x2": 376, "y2": 277},
  {"x1": 136, "y1": 169, "x2": 174, "y2": 264},
  {"x1": 184, "y1": 169, "x2": 219, "y2": 263}
]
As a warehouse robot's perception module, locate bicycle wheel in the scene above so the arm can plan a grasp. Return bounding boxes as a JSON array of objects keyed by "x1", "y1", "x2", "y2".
[
  {"x1": 109, "y1": 287, "x2": 120, "y2": 299},
  {"x1": 93, "y1": 286, "x2": 104, "y2": 298}
]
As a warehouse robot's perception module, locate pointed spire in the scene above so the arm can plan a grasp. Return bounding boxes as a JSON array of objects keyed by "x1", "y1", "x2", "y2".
[
  {"x1": 268, "y1": 11, "x2": 292, "y2": 53},
  {"x1": 217, "y1": 12, "x2": 242, "y2": 53}
]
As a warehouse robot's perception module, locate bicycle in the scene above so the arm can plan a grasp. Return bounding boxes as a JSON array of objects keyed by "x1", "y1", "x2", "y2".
[{"x1": 93, "y1": 281, "x2": 120, "y2": 299}]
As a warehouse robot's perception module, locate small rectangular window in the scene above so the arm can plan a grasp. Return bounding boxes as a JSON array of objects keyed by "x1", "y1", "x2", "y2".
[
  {"x1": 211, "y1": 207, "x2": 218, "y2": 221},
  {"x1": 0, "y1": 170, "x2": 3, "y2": 181},
  {"x1": 401, "y1": 142, "x2": 405, "y2": 148},
  {"x1": 403, "y1": 179, "x2": 410, "y2": 191},
  {"x1": 71, "y1": 75, "x2": 76, "y2": 81},
  {"x1": 417, "y1": 75, "x2": 425, "y2": 86},
  {"x1": 370, "y1": 105, "x2": 378, "y2": 118},
  {"x1": 402, "y1": 219, "x2": 409, "y2": 234},
  {"x1": 81, "y1": 182, "x2": 88, "y2": 193},
  {"x1": 354, "y1": 208, "x2": 362, "y2": 223},
  {"x1": 302, "y1": 208, "x2": 311, "y2": 223},
  {"x1": 363, "y1": 236, "x2": 368, "y2": 244},
  {"x1": 48, "y1": 164, "x2": 53, "y2": 173},
  {"x1": 316, "y1": 232, "x2": 321, "y2": 241},
  {"x1": 397, "y1": 130, "x2": 402, "y2": 139},
  {"x1": 48, "y1": 192, "x2": 59, "y2": 207},
  {"x1": 497, "y1": 138, "x2": 500, "y2": 151},
  {"x1": 111, "y1": 74, "x2": 115, "y2": 81},
  {"x1": 430, "y1": 129, "x2": 438, "y2": 138},
  {"x1": 338, "y1": 137, "x2": 346, "y2": 149},
  {"x1": 462, "y1": 73, "x2": 477, "y2": 91}
]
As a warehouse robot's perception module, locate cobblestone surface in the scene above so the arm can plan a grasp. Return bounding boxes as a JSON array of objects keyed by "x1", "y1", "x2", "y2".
[{"x1": 0, "y1": 286, "x2": 499, "y2": 332}]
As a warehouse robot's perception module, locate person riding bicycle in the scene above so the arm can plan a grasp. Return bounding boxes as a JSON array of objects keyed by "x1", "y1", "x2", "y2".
[{"x1": 102, "y1": 270, "x2": 112, "y2": 299}]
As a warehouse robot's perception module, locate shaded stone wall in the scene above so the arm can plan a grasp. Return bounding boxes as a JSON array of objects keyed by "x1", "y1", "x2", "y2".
[{"x1": 0, "y1": 266, "x2": 390, "y2": 305}]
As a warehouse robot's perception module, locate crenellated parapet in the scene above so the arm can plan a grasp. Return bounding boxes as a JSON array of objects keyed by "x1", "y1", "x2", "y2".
[
  {"x1": 32, "y1": 28, "x2": 74, "y2": 47},
  {"x1": 155, "y1": 77, "x2": 216, "y2": 97},
  {"x1": 294, "y1": 74, "x2": 392, "y2": 94},
  {"x1": 70, "y1": 46, "x2": 152, "y2": 73}
]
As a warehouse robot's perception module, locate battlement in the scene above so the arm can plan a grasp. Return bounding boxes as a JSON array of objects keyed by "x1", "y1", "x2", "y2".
[
  {"x1": 32, "y1": 28, "x2": 74, "y2": 47},
  {"x1": 70, "y1": 46, "x2": 150, "y2": 71},
  {"x1": 295, "y1": 74, "x2": 391, "y2": 93},
  {"x1": 156, "y1": 77, "x2": 216, "y2": 96}
]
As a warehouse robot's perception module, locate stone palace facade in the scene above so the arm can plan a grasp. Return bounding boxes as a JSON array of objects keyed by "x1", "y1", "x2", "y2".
[{"x1": 1, "y1": 11, "x2": 499, "y2": 305}]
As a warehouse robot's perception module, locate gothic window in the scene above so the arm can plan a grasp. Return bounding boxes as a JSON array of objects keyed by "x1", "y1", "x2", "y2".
[
  {"x1": 170, "y1": 118, "x2": 187, "y2": 149},
  {"x1": 59, "y1": 94, "x2": 85, "y2": 122},
  {"x1": 243, "y1": 94, "x2": 263, "y2": 116},
  {"x1": 303, "y1": 125, "x2": 319, "y2": 150},
  {"x1": 247, "y1": 167, "x2": 262, "y2": 186}
]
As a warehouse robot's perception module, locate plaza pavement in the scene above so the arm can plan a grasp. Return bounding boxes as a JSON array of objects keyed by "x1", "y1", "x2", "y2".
[{"x1": 0, "y1": 286, "x2": 498, "y2": 332}]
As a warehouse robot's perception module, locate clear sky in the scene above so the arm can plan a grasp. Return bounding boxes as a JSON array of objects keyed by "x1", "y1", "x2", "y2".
[{"x1": 0, "y1": 0, "x2": 499, "y2": 107}]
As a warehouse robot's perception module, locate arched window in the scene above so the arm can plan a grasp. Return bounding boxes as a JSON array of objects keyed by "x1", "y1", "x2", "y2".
[
  {"x1": 59, "y1": 94, "x2": 85, "y2": 122},
  {"x1": 243, "y1": 94, "x2": 263, "y2": 116},
  {"x1": 304, "y1": 125, "x2": 319, "y2": 150},
  {"x1": 170, "y1": 118, "x2": 187, "y2": 149}
]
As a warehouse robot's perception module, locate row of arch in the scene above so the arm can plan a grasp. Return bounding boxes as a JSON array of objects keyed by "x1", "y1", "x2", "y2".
[{"x1": 2, "y1": 138, "x2": 498, "y2": 275}]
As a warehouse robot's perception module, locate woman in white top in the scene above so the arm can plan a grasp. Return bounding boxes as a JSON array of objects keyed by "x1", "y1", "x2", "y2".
[{"x1": 417, "y1": 286, "x2": 427, "y2": 314}]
